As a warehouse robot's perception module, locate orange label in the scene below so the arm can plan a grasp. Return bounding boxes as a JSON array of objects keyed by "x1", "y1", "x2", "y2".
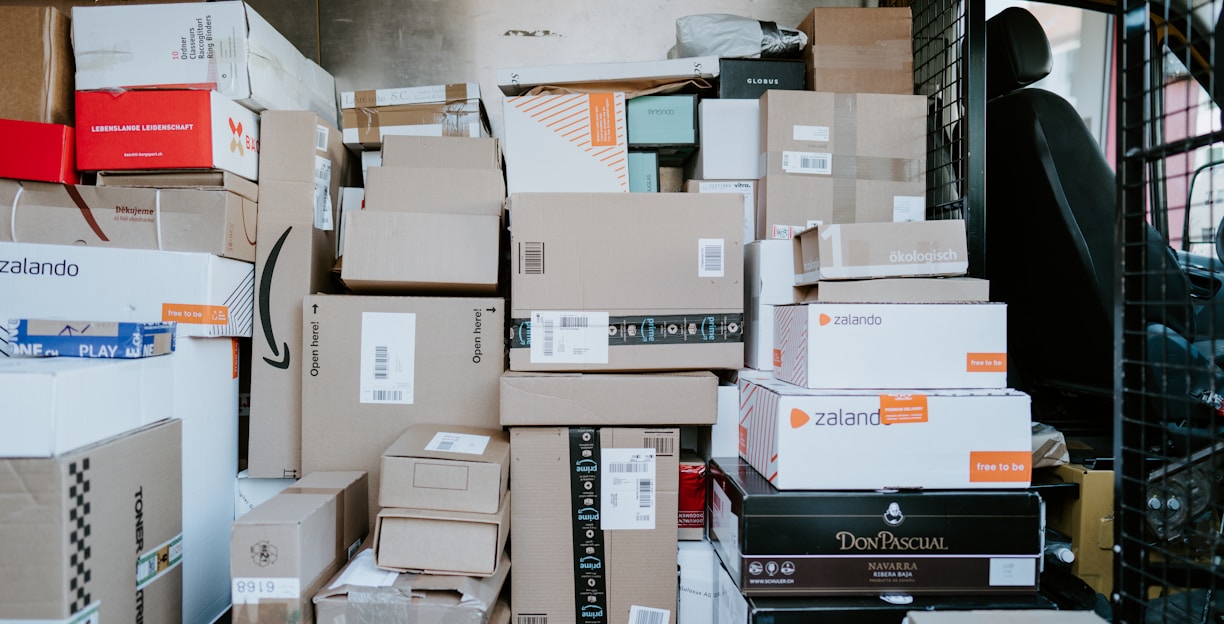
[
  {"x1": 772, "y1": 348, "x2": 782, "y2": 368},
  {"x1": 587, "y1": 93, "x2": 617, "y2": 147},
  {"x1": 162, "y1": 303, "x2": 229, "y2": 325},
  {"x1": 231, "y1": 338, "x2": 240, "y2": 379},
  {"x1": 738, "y1": 425, "x2": 747, "y2": 455},
  {"x1": 966, "y1": 352, "x2": 1007, "y2": 372},
  {"x1": 969, "y1": 451, "x2": 1032, "y2": 483},
  {"x1": 790, "y1": 408, "x2": 811, "y2": 429},
  {"x1": 880, "y1": 394, "x2": 928, "y2": 424}
]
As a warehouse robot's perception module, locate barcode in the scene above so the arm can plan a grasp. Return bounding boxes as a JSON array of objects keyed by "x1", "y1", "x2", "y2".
[
  {"x1": 638, "y1": 478, "x2": 653, "y2": 508},
  {"x1": 608, "y1": 462, "x2": 651, "y2": 474},
  {"x1": 372, "y1": 390, "x2": 402, "y2": 401},
  {"x1": 560, "y1": 315, "x2": 588, "y2": 328},
  {"x1": 374, "y1": 345, "x2": 389, "y2": 380},
  {"x1": 643, "y1": 437, "x2": 676, "y2": 456},
  {"x1": 517, "y1": 617, "x2": 547, "y2": 624},
  {"x1": 631, "y1": 607, "x2": 668, "y2": 624},
  {"x1": 636, "y1": 513, "x2": 652, "y2": 522},
  {"x1": 315, "y1": 125, "x2": 329, "y2": 151},
  {"x1": 542, "y1": 319, "x2": 555, "y2": 357},
  {"x1": 436, "y1": 439, "x2": 455, "y2": 451},
  {"x1": 701, "y1": 242, "x2": 723, "y2": 273},
  {"x1": 800, "y1": 154, "x2": 829, "y2": 170},
  {"x1": 523, "y1": 242, "x2": 544, "y2": 274}
]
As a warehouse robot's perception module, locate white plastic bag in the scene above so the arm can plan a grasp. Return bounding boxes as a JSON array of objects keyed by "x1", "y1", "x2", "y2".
[{"x1": 674, "y1": 14, "x2": 807, "y2": 59}]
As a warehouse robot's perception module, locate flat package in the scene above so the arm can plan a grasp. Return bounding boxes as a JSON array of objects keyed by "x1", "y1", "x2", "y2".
[
  {"x1": 0, "y1": 119, "x2": 76, "y2": 184},
  {"x1": 497, "y1": 56, "x2": 719, "y2": 95},
  {"x1": 0, "y1": 6, "x2": 73, "y2": 125},
  {"x1": 798, "y1": 7, "x2": 914, "y2": 95},
  {"x1": 342, "y1": 98, "x2": 488, "y2": 148},
  {"x1": 341, "y1": 82, "x2": 481, "y2": 109},
  {"x1": 503, "y1": 93, "x2": 629, "y2": 194},
  {"x1": 96, "y1": 170, "x2": 260, "y2": 201},
  {"x1": 718, "y1": 58, "x2": 806, "y2": 99},
  {"x1": 8, "y1": 319, "x2": 175, "y2": 358},
  {"x1": 500, "y1": 370, "x2": 718, "y2": 426},
  {"x1": 379, "y1": 424, "x2": 510, "y2": 513},
  {"x1": 793, "y1": 221, "x2": 969, "y2": 283},
  {"x1": 373, "y1": 494, "x2": 510, "y2": 576}
]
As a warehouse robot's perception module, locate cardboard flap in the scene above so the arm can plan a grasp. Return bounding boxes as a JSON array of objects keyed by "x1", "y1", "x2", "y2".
[{"x1": 384, "y1": 424, "x2": 509, "y2": 464}]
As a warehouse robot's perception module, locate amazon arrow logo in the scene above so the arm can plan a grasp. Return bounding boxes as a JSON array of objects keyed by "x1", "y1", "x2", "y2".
[{"x1": 259, "y1": 226, "x2": 292, "y2": 369}]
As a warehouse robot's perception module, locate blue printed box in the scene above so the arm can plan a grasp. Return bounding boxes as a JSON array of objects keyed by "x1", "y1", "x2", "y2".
[{"x1": 8, "y1": 319, "x2": 176, "y2": 358}]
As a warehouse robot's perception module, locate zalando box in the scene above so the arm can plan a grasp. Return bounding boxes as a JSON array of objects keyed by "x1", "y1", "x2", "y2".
[
  {"x1": 76, "y1": 90, "x2": 261, "y2": 180},
  {"x1": 379, "y1": 424, "x2": 510, "y2": 514},
  {"x1": 793, "y1": 221, "x2": 968, "y2": 283},
  {"x1": 503, "y1": 93, "x2": 628, "y2": 194},
  {"x1": 737, "y1": 375, "x2": 1032, "y2": 490},
  {"x1": 774, "y1": 303, "x2": 1007, "y2": 389}
]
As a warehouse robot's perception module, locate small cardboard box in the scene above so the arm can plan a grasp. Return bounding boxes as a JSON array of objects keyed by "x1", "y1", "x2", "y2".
[
  {"x1": 0, "y1": 419, "x2": 183, "y2": 624},
  {"x1": 685, "y1": 180, "x2": 756, "y2": 244},
  {"x1": 339, "y1": 211, "x2": 501, "y2": 295},
  {"x1": 500, "y1": 370, "x2": 718, "y2": 426},
  {"x1": 629, "y1": 151, "x2": 660, "y2": 192},
  {"x1": 1045, "y1": 463, "x2": 1114, "y2": 595},
  {"x1": 694, "y1": 99, "x2": 760, "y2": 181},
  {"x1": 798, "y1": 278, "x2": 991, "y2": 304},
  {"x1": 341, "y1": 83, "x2": 481, "y2": 109},
  {"x1": 718, "y1": 58, "x2": 806, "y2": 99},
  {"x1": 363, "y1": 166, "x2": 504, "y2": 215},
  {"x1": 799, "y1": 7, "x2": 914, "y2": 95},
  {"x1": 285, "y1": 471, "x2": 370, "y2": 565},
  {"x1": 679, "y1": 450, "x2": 707, "y2": 540},
  {"x1": 0, "y1": 119, "x2": 76, "y2": 184},
  {"x1": 793, "y1": 221, "x2": 969, "y2": 283},
  {"x1": 379, "y1": 424, "x2": 510, "y2": 514},
  {"x1": 374, "y1": 492, "x2": 510, "y2": 576},
  {"x1": 0, "y1": 6, "x2": 73, "y2": 125},
  {"x1": 497, "y1": 56, "x2": 720, "y2": 96},
  {"x1": 503, "y1": 93, "x2": 629, "y2": 194},
  {"x1": 379, "y1": 135, "x2": 501, "y2": 170},
  {"x1": 738, "y1": 375, "x2": 1033, "y2": 491},
  {"x1": 8, "y1": 319, "x2": 175, "y2": 358},
  {"x1": 773, "y1": 303, "x2": 1007, "y2": 389},
  {"x1": 341, "y1": 98, "x2": 488, "y2": 148}
]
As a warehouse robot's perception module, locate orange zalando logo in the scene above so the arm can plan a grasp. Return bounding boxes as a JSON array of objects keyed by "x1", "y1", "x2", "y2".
[
  {"x1": 791, "y1": 408, "x2": 810, "y2": 428},
  {"x1": 819, "y1": 313, "x2": 832, "y2": 326}
]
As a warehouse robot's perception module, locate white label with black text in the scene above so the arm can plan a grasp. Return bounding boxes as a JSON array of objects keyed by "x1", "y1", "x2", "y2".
[
  {"x1": 988, "y1": 557, "x2": 1037, "y2": 586},
  {"x1": 781, "y1": 151, "x2": 832, "y2": 175},
  {"x1": 792, "y1": 125, "x2": 830, "y2": 142},
  {"x1": 424, "y1": 432, "x2": 491, "y2": 455},
  {"x1": 315, "y1": 125, "x2": 330, "y2": 151},
  {"x1": 600, "y1": 448, "x2": 656, "y2": 530},
  {"x1": 529, "y1": 311, "x2": 609, "y2": 364},
  {"x1": 231, "y1": 577, "x2": 301, "y2": 602},
  {"x1": 359, "y1": 312, "x2": 415, "y2": 404},
  {"x1": 893, "y1": 195, "x2": 926, "y2": 222},
  {"x1": 698, "y1": 239, "x2": 725, "y2": 278},
  {"x1": 314, "y1": 155, "x2": 333, "y2": 230},
  {"x1": 628, "y1": 605, "x2": 670, "y2": 624}
]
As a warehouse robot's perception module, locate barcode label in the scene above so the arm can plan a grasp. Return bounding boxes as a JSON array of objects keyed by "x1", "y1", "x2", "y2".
[
  {"x1": 608, "y1": 462, "x2": 651, "y2": 473},
  {"x1": 360, "y1": 312, "x2": 416, "y2": 404},
  {"x1": 542, "y1": 318, "x2": 555, "y2": 357},
  {"x1": 517, "y1": 617, "x2": 548, "y2": 624},
  {"x1": 374, "y1": 345, "x2": 389, "y2": 380},
  {"x1": 425, "y1": 432, "x2": 491, "y2": 455},
  {"x1": 371, "y1": 390, "x2": 401, "y2": 401},
  {"x1": 638, "y1": 478, "x2": 653, "y2": 508},
  {"x1": 601, "y1": 448, "x2": 656, "y2": 530},
  {"x1": 698, "y1": 239, "x2": 724, "y2": 277},
  {"x1": 643, "y1": 436, "x2": 676, "y2": 456},
  {"x1": 560, "y1": 315, "x2": 587, "y2": 328},
  {"x1": 315, "y1": 125, "x2": 330, "y2": 151},
  {"x1": 782, "y1": 150, "x2": 832, "y2": 175},
  {"x1": 314, "y1": 155, "x2": 333, "y2": 230},
  {"x1": 629, "y1": 606, "x2": 670, "y2": 624},
  {"x1": 522, "y1": 242, "x2": 544, "y2": 274},
  {"x1": 530, "y1": 311, "x2": 609, "y2": 364},
  {"x1": 136, "y1": 534, "x2": 184, "y2": 590}
]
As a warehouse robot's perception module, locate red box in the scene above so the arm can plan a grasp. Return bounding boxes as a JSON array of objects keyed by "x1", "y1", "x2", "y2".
[
  {"x1": 679, "y1": 452, "x2": 707, "y2": 540},
  {"x1": 0, "y1": 119, "x2": 77, "y2": 184}
]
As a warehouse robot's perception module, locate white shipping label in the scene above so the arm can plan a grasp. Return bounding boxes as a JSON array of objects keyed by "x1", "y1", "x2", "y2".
[
  {"x1": 893, "y1": 196, "x2": 926, "y2": 222},
  {"x1": 529, "y1": 311, "x2": 609, "y2": 364},
  {"x1": 359, "y1": 312, "x2": 416, "y2": 404},
  {"x1": 781, "y1": 151, "x2": 832, "y2": 175},
  {"x1": 628, "y1": 605, "x2": 671, "y2": 624},
  {"x1": 792, "y1": 125, "x2": 830, "y2": 142},
  {"x1": 698, "y1": 239, "x2": 725, "y2": 278},
  {"x1": 315, "y1": 125, "x2": 330, "y2": 152},
  {"x1": 232, "y1": 577, "x2": 301, "y2": 603},
  {"x1": 424, "y1": 431, "x2": 491, "y2": 455},
  {"x1": 600, "y1": 448, "x2": 656, "y2": 530},
  {"x1": 314, "y1": 155, "x2": 334, "y2": 230},
  {"x1": 988, "y1": 557, "x2": 1037, "y2": 586}
]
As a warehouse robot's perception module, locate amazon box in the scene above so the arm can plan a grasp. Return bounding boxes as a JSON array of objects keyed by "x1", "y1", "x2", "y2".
[
  {"x1": 0, "y1": 6, "x2": 73, "y2": 125},
  {"x1": 799, "y1": 7, "x2": 914, "y2": 95},
  {"x1": 499, "y1": 370, "x2": 718, "y2": 426},
  {"x1": 373, "y1": 493, "x2": 509, "y2": 576},
  {"x1": 792, "y1": 221, "x2": 968, "y2": 283},
  {"x1": 0, "y1": 119, "x2": 76, "y2": 184},
  {"x1": 379, "y1": 424, "x2": 509, "y2": 513}
]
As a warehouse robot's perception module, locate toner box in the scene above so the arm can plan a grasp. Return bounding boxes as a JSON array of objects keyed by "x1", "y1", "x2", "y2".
[
  {"x1": 793, "y1": 221, "x2": 969, "y2": 283},
  {"x1": 737, "y1": 375, "x2": 1032, "y2": 491},
  {"x1": 0, "y1": 119, "x2": 76, "y2": 184},
  {"x1": 503, "y1": 93, "x2": 628, "y2": 194},
  {"x1": 8, "y1": 319, "x2": 175, "y2": 359}
]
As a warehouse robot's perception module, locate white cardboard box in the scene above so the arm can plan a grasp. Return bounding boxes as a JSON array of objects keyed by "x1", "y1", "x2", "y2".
[
  {"x1": 497, "y1": 56, "x2": 719, "y2": 96},
  {"x1": 738, "y1": 375, "x2": 1033, "y2": 490},
  {"x1": 774, "y1": 303, "x2": 1008, "y2": 389},
  {"x1": 503, "y1": 93, "x2": 628, "y2": 194},
  {"x1": 746, "y1": 302, "x2": 775, "y2": 372},
  {"x1": 695, "y1": 99, "x2": 760, "y2": 180},
  {"x1": 679, "y1": 539, "x2": 720, "y2": 624},
  {"x1": 745, "y1": 240, "x2": 793, "y2": 371}
]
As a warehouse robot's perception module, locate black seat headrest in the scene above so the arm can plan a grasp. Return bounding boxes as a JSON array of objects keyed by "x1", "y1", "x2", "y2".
[{"x1": 986, "y1": 7, "x2": 1054, "y2": 100}]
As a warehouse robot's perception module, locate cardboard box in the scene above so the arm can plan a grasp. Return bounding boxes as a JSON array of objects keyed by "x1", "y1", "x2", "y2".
[
  {"x1": 0, "y1": 119, "x2": 77, "y2": 184},
  {"x1": 0, "y1": 179, "x2": 259, "y2": 262},
  {"x1": 360, "y1": 150, "x2": 380, "y2": 184},
  {"x1": 300, "y1": 294, "x2": 505, "y2": 526},
  {"x1": 685, "y1": 180, "x2": 756, "y2": 244},
  {"x1": 247, "y1": 111, "x2": 347, "y2": 479},
  {"x1": 757, "y1": 91, "x2": 926, "y2": 239},
  {"x1": 745, "y1": 240, "x2": 791, "y2": 371},
  {"x1": 718, "y1": 59, "x2": 806, "y2": 99},
  {"x1": 679, "y1": 450, "x2": 706, "y2": 540},
  {"x1": 363, "y1": 166, "x2": 505, "y2": 215},
  {"x1": 286, "y1": 471, "x2": 370, "y2": 565},
  {"x1": 679, "y1": 539, "x2": 721, "y2": 624},
  {"x1": 339, "y1": 211, "x2": 501, "y2": 295},
  {"x1": 799, "y1": 7, "x2": 914, "y2": 95},
  {"x1": 510, "y1": 427, "x2": 680, "y2": 624},
  {"x1": 380, "y1": 424, "x2": 510, "y2": 513},
  {"x1": 500, "y1": 370, "x2": 718, "y2": 426},
  {"x1": 497, "y1": 56, "x2": 720, "y2": 96},
  {"x1": 629, "y1": 151, "x2": 660, "y2": 192},
  {"x1": 508, "y1": 192, "x2": 744, "y2": 371},
  {"x1": 503, "y1": 93, "x2": 629, "y2": 194},
  {"x1": 904, "y1": 613, "x2": 1108, "y2": 624},
  {"x1": 709, "y1": 457, "x2": 1043, "y2": 596},
  {"x1": 8, "y1": 319, "x2": 175, "y2": 358},
  {"x1": 341, "y1": 98, "x2": 488, "y2": 148},
  {"x1": 0, "y1": 6, "x2": 73, "y2": 125},
  {"x1": 335, "y1": 187, "x2": 364, "y2": 258},
  {"x1": 76, "y1": 89, "x2": 261, "y2": 180},
  {"x1": 97, "y1": 169, "x2": 259, "y2": 202},
  {"x1": 660, "y1": 166, "x2": 685, "y2": 193},
  {"x1": 235, "y1": 470, "x2": 296, "y2": 520},
  {"x1": 793, "y1": 221, "x2": 968, "y2": 283},
  {"x1": 0, "y1": 419, "x2": 182, "y2": 624},
  {"x1": 738, "y1": 375, "x2": 1033, "y2": 490},
  {"x1": 694, "y1": 100, "x2": 760, "y2": 181},
  {"x1": 374, "y1": 492, "x2": 510, "y2": 576},
  {"x1": 341, "y1": 83, "x2": 481, "y2": 109},
  {"x1": 1044, "y1": 464, "x2": 1114, "y2": 595},
  {"x1": 72, "y1": 1, "x2": 338, "y2": 122},
  {"x1": 0, "y1": 242, "x2": 254, "y2": 338},
  {"x1": 773, "y1": 303, "x2": 1007, "y2": 389},
  {"x1": 798, "y1": 278, "x2": 991, "y2": 304},
  {"x1": 380, "y1": 134, "x2": 501, "y2": 170},
  {"x1": 627, "y1": 95, "x2": 697, "y2": 164}
]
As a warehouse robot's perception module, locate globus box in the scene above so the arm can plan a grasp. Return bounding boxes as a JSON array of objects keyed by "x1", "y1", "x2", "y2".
[
  {"x1": 76, "y1": 89, "x2": 261, "y2": 180},
  {"x1": 7, "y1": 319, "x2": 176, "y2": 359},
  {"x1": 792, "y1": 221, "x2": 968, "y2": 283},
  {"x1": 496, "y1": 56, "x2": 720, "y2": 96},
  {"x1": 708, "y1": 457, "x2": 1043, "y2": 596},
  {"x1": 379, "y1": 424, "x2": 510, "y2": 514},
  {"x1": 737, "y1": 375, "x2": 1033, "y2": 491},
  {"x1": 499, "y1": 370, "x2": 718, "y2": 426},
  {"x1": 0, "y1": 6, "x2": 73, "y2": 125},
  {"x1": 510, "y1": 427, "x2": 679, "y2": 624},
  {"x1": 798, "y1": 7, "x2": 914, "y2": 95},
  {"x1": 72, "y1": 1, "x2": 338, "y2": 122},
  {"x1": 0, "y1": 419, "x2": 183, "y2": 624},
  {"x1": 373, "y1": 494, "x2": 509, "y2": 576},
  {"x1": 509, "y1": 192, "x2": 744, "y2": 372},
  {"x1": 0, "y1": 119, "x2": 76, "y2": 184},
  {"x1": 773, "y1": 303, "x2": 1008, "y2": 389},
  {"x1": 502, "y1": 93, "x2": 629, "y2": 194},
  {"x1": 718, "y1": 58, "x2": 806, "y2": 99}
]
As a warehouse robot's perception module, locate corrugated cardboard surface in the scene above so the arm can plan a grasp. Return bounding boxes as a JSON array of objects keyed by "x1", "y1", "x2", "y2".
[
  {"x1": 797, "y1": 278, "x2": 991, "y2": 304},
  {"x1": 97, "y1": 170, "x2": 260, "y2": 203},
  {"x1": 1045, "y1": 464, "x2": 1114, "y2": 595},
  {"x1": 0, "y1": 119, "x2": 77, "y2": 184},
  {"x1": 341, "y1": 98, "x2": 488, "y2": 147},
  {"x1": 793, "y1": 221, "x2": 969, "y2": 283},
  {"x1": 380, "y1": 135, "x2": 501, "y2": 170},
  {"x1": 285, "y1": 471, "x2": 370, "y2": 564},
  {"x1": 510, "y1": 427, "x2": 679, "y2": 624},
  {"x1": 0, "y1": 6, "x2": 72, "y2": 124},
  {"x1": 300, "y1": 294, "x2": 505, "y2": 527},
  {"x1": 0, "y1": 419, "x2": 182, "y2": 622},
  {"x1": 364, "y1": 167, "x2": 504, "y2": 214},
  {"x1": 380, "y1": 424, "x2": 510, "y2": 513},
  {"x1": 340, "y1": 211, "x2": 501, "y2": 295},
  {"x1": 499, "y1": 371, "x2": 718, "y2": 426},
  {"x1": 373, "y1": 492, "x2": 510, "y2": 576},
  {"x1": 799, "y1": 7, "x2": 914, "y2": 95}
]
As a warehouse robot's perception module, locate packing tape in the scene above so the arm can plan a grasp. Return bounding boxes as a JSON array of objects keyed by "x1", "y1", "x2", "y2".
[
  {"x1": 832, "y1": 94, "x2": 858, "y2": 224},
  {"x1": 9, "y1": 183, "x2": 23, "y2": 243}
]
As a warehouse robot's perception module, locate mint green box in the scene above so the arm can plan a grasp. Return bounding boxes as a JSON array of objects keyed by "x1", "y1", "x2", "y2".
[
  {"x1": 628, "y1": 151, "x2": 660, "y2": 193},
  {"x1": 628, "y1": 95, "x2": 698, "y2": 147}
]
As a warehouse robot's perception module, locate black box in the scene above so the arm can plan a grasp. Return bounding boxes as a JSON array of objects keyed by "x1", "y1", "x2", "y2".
[
  {"x1": 709, "y1": 457, "x2": 1044, "y2": 596},
  {"x1": 722, "y1": 591, "x2": 1058, "y2": 624},
  {"x1": 718, "y1": 58, "x2": 806, "y2": 99}
]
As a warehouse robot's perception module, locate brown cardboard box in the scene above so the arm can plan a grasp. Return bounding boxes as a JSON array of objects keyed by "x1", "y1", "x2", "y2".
[
  {"x1": 374, "y1": 492, "x2": 510, "y2": 576},
  {"x1": 511, "y1": 427, "x2": 679, "y2": 624},
  {"x1": 231, "y1": 492, "x2": 339, "y2": 624},
  {"x1": 341, "y1": 99, "x2": 489, "y2": 149},
  {"x1": 97, "y1": 170, "x2": 260, "y2": 202},
  {"x1": 1045, "y1": 464, "x2": 1114, "y2": 595},
  {"x1": 0, "y1": 419, "x2": 182, "y2": 623},
  {"x1": 0, "y1": 6, "x2": 73, "y2": 125},
  {"x1": 499, "y1": 370, "x2": 718, "y2": 426},
  {"x1": 799, "y1": 7, "x2": 914, "y2": 95},
  {"x1": 363, "y1": 167, "x2": 505, "y2": 215},
  {"x1": 792, "y1": 220, "x2": 969, "y2": 283},
  {"x1": 339, "y1": 211, "x2": 501, "y2": 294},
  {"x1": 248, "y1": 112, "x2": 347, "y2": 479},
  {"x1": 509, "y1": 192, "x2": 744, "y2": 371},
  {"x1": 0, "y1": 179, "x2": 258, "y2": 262},
  {"x1": 380, "y1": 424, "x2": 510, "y2": 513},
  {"x1": 796, "y1": 277, "x2": 991, "y2": 303},
  {"x1": 300, "y1": 294, "x2": 505, "y2": 526},
  {"x1": 285, "y1": 471, "x2": 369, "y2": 564},
  {"x1": 757, "y1": 91, "x2": 926, "y2": 239},
  {"x1": 380, "y1": 135, "x2": 502, "y2": 170}
]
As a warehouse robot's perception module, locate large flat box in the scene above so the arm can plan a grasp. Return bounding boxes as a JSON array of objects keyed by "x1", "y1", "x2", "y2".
[
  {"x1": 509, "y1": 193, "x2": 744, "y2": 371},
  {"x1": 8, "y1": 319, "x2": 175, "y2": 358},
  {"x1": 511, "y1": 427, "x2": 680, "y2": 624},
  {"x1": 300, "y1": 294, "x2": 505, "y2": 526},
  {"x1": 904, "y1": 613, "x2": 1108, "y2": 624},
  {"x1": 374, "y1": 493, "x2": 510, "y2": 576},
  {"x1": 72, "y1": 1, "x2": 338, "y2": 122},
  {"x1": 497, "y1": 56, "x2": 720, "y2": 96},
  {"x1": 738, "y1": 375, "x2": 1033, "y2": 490},
  {"x1": 503, "y1": 93, "x2": 629, "y2": 194},
  {"x1": 679, "y1": 539, "x2": 720, "y2": 624},
  {"x1": 694, "y1": 100, "x2": 760, "y2": 181},
  {"x1": 793, "y1": 221, "x2": 968, "y2": 283},
  {"x1": 248, "y1": 111, "x2": 347, "y2": 479},
  {"x1": 339, "y1": 211, "x2": 501, "y2": 295},
  {"x1": 773, "y1": 303, "x2": 1007, "y2": 389},
  {"x1": 718, "y1": 59, "x2": 806, "y2": 99},
  {"x1": 285, "y1": 471, "x2": 370, "y2": 565},
  {"x1": 0, "y1": 242, "x2": 254, "y2": 338},
  {"x1": 75, "y1": 89, "x2": 261, "y2": 180},
  {"x1": 380, "y1": 424, "x2": 510, "y2": 514},
  {"x1": 757, "y1": 91, "x2": 926, "y2": 239},
  {"x1": 799, "y1": 7, "x2": 914, "y2": 95},
  {"x1": 0, "y1": 178, "x2": 258, "y2": 262},
  {"x1": 380, "y1": 134, "x2": 501, "y2": 170},
  {"x1": 709, "y1": 457, "x2": 1042, "y2": 596},
  {"x1": 341, "y1": 82, "x2": 480, "y2": 109},
  {"x1": 0, "y1": 119, "x2": 77, "y2": 184},
  {"x1": 1045, "y1": 464, "x2": 1115, "y2": 595},
  {"x1": 363, "y1": 166, "x2": 504, "y2": 215},
  {"x1": 0, "y1": 6, "x2": 73, "y2": 125},
  {"x1": 500, "y1": 370, "x2": 718, "y2": 426},
  {"x1": 685, "y1": 180, "x2": 756, "y2": 244},
  {"x1": 798, "y1": 278, "x2": 991, "y2": 303},
  {"x1": 97, "y1": 169, "x2": 260, "y2": 201},
  {"x1": 0, "y1": 419, "x2": 183, "y2": 624},
  {"x1": 342, "y1": 98, "x2": 488, "y2": 148}
]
